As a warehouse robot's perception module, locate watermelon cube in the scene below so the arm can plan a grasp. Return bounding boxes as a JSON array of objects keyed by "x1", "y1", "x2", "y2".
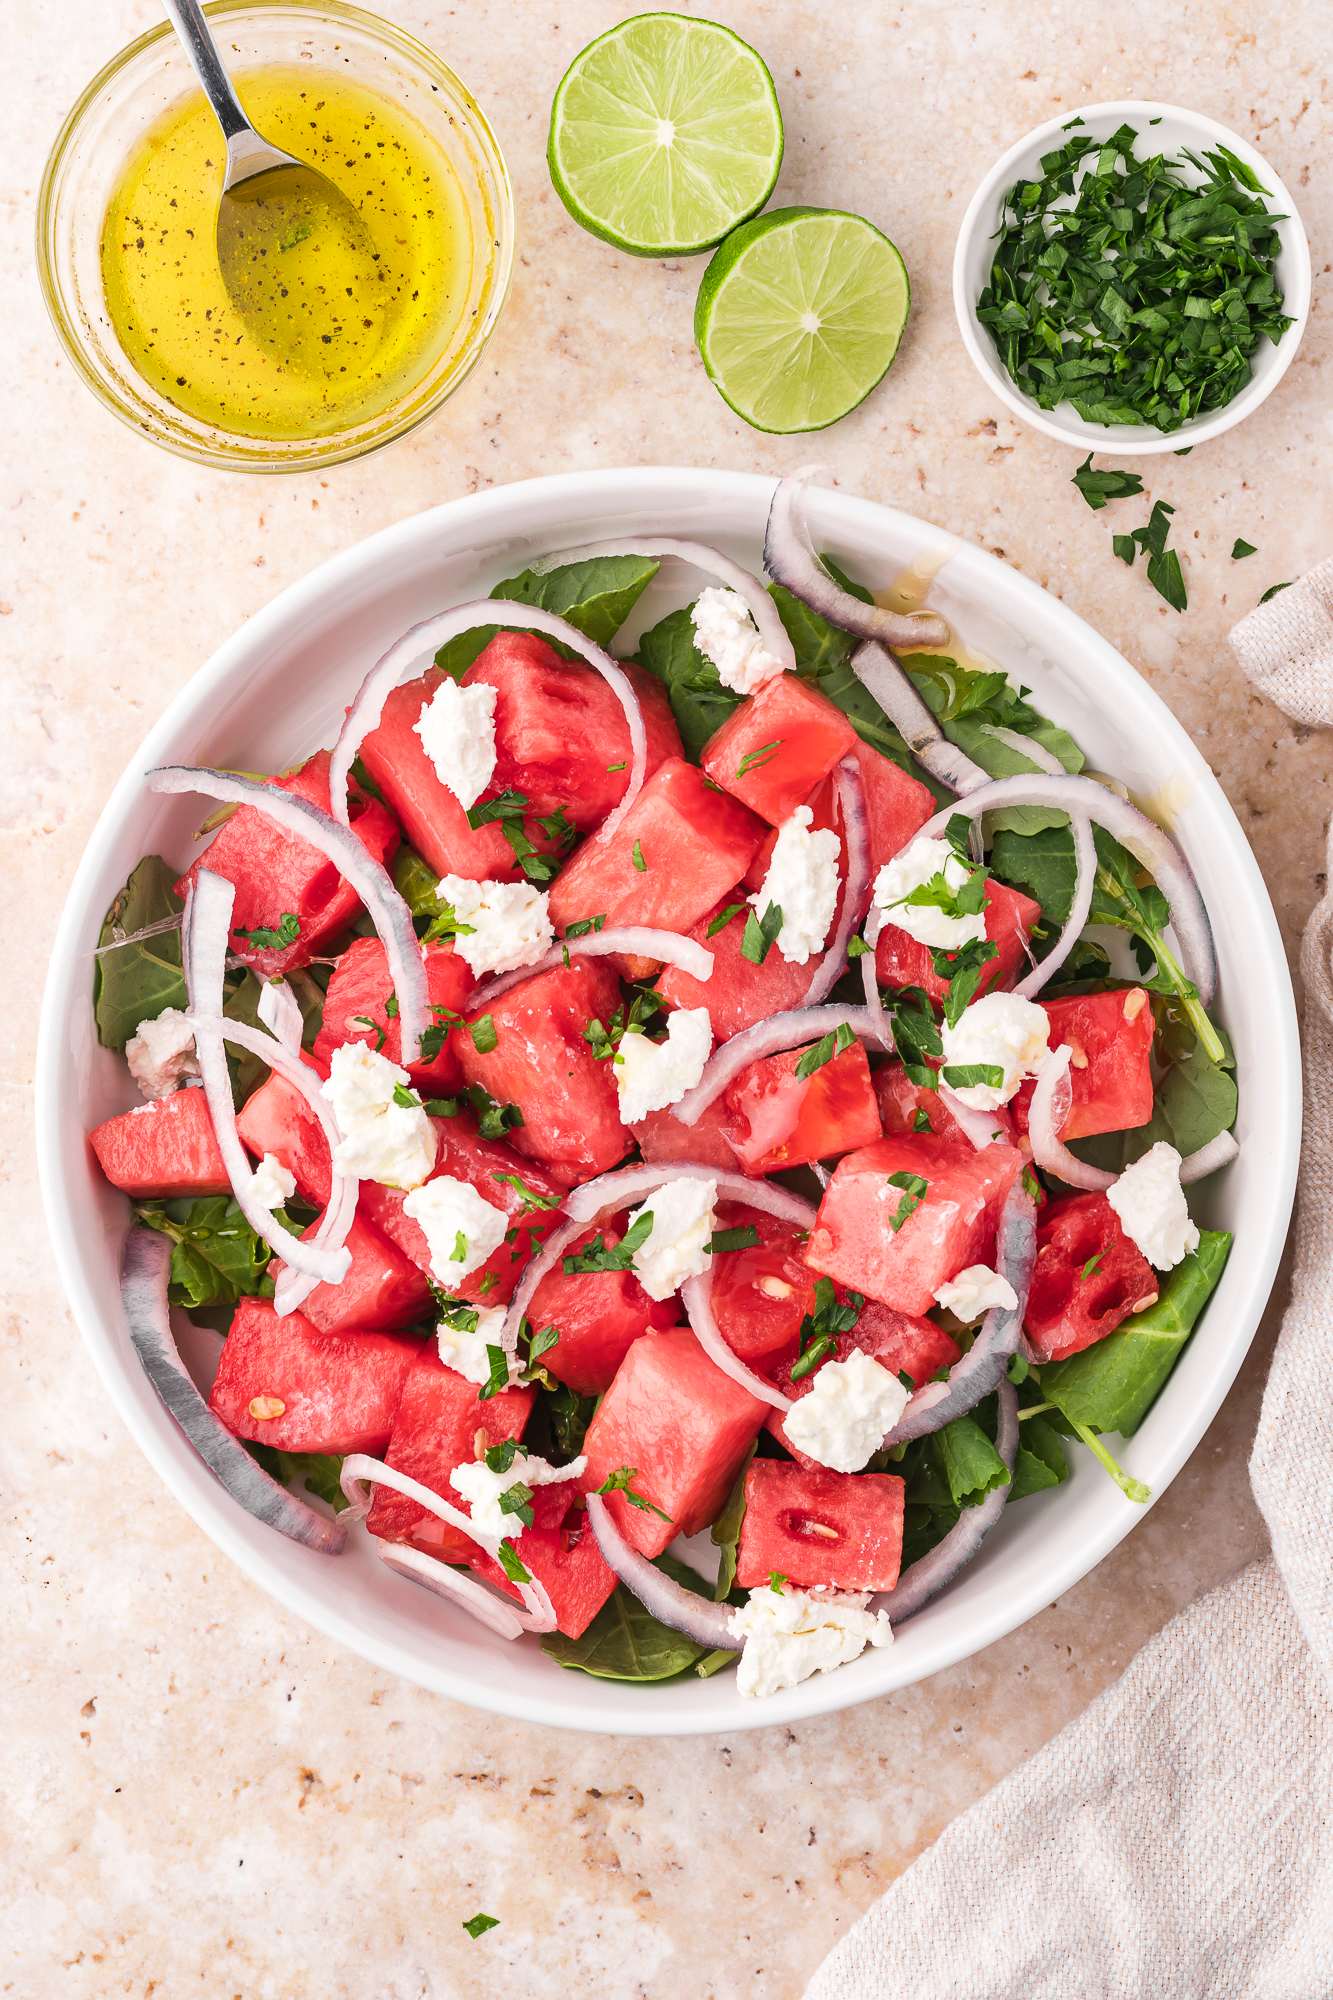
[
  {"x1": 875, "y1": 878, "x2": 1042, "y2": 1005},
  {"x1": 525, "y1": 1216, "x2": 679, "y2": 1396},
  {"x1": 720, "y1": 1038, "x2": 882, "y2": 1174},
  {"x1": 1024, "y1": 1191, "x2": 1159, "y2": 1363},
  {"x1": 208, "y1": 1298, "x2": 422, "y2": 1455},
  {"x1": 366, "y1": 1344, "x2": 534, "y2": 1555},
  {"x1": 765, "y1": 1292, "x2": 961, "y2": 1466},
  {"x1": 580, "y1": 1326, "x2": 768, "y2": 1558},
  {"x1": 456, "y1": 960, "x2": 631, "y2": 1186},
  {"x1": 236, "y1": 1053, "x2": 333, "y2": 1207},
  {"x1": 1011, "y1": 988, "x2": 1155, "y2": 1140},
  {"x1": 630, "y1": 1096, "x2": 742, "y2": 1172},
  {"x1": 174, "y1": 751, "x2": 400, "y2": 979},
  {"x1": 708, "y1": 1201, "x2": 816, "y2": 1362},
  {"x1": 466, "y1": 1485, "x2": 618, "y2": 1639},
  {"x1": 91, "y1": 1089, "x2": 229, "y2": 1197},
  {"x1": 655, "y1": 894, "x2": 821, "y2": 1042},
  {"x1": 735, "y1": 1460, "x2": 905, "y2": 1592},
  {"x1": 872, "y1": 1061, "x2": 977, "y2": 1148},
  {"x1": 804, "y1": 1133, "x2": 1024, "y2": 1315},
  {"x1": 274, "y1": 1208, "x2": 434, "y2": 1335},
  {"x1": 700, "y1": 675, "x2": 857, "y2": 827},
  {"x1": 857, "y1": 741, "x2": 937, "y2": 872},
  {"x1": 313, "y1": 935, "x2": 476, "y2": 1094}
]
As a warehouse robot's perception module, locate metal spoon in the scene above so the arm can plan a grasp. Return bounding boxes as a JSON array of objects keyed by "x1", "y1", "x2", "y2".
[{"x1": 161, "y1": 0, "x2": 384, "y2": 377}]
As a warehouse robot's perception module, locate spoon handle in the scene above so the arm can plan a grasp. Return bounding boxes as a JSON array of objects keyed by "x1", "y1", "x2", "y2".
[{"x1": 159, "y1": 0, "x2": 254, "y2": 142}]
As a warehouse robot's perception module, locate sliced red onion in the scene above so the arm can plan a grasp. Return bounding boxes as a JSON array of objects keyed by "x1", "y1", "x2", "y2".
[
  {"x1": 469, "y1": 927, "x2": 713, "y2": 1009},
  {"x1": 880, "y1": 1177, "x2": 1036, "y2": 1447},
  {"x1": 937, "y1": 1082, "x2": 1015, "y2": 1152},
  {"x1": 183, "y1": 873, "x2": 353, "y2": 1288},
  {"x1": 861, "y1": 905, "x2": 886, "y2": 1014},
  {"x1": 800, "y1": 756, "x2": 872, "y2": 1010},
  {"x1": 258, "y1": 977, "x2": 305, "y2": 1051},
  {"x1": 1179, "y1": 1130, "x2": 1240, "y2": 1183},
  {"x1": 763, "y1": 469, "x2": 951, "y2": 652},
  {"x1": 120, "y1": 1226, "x2": 346, "y2": 1555},
  {"x1": 529, "y1": 538, "x2": 796, "y2": 678},
  {"x1": 912, "y1": 775, "x2": 1217, "y2": 1009},
  {"x1": 681, "y1": 1269, "x2": 792, "y2": 1412},
  {"x1": 1014, "y1": 814, "x2": 1097, "y2": 1001},
  {"x1": 327, "y1": 600, "x2": 648, "y2": 849},
  {"x1": 1028, "y1": 1044, "x2": 1115, "y2": 1192},
  {"x1": 498, "y1": 1213, "x2": 586, "y2": 1358},
  {"x1": 672, "y1": 1007, "x2": 894, "y2": 1127},
  {"x1": 562, "y1": 1162, "x2": 818, "y2": 1230},
  {"x1": 148, "y1": 765, "x2": 430, "y2": 1064},
  {"x1": 850, "y1": 640, "x2": 993, "y2": 796},
  {"x1": 812, "y1": 1163, "x2": 832, "y2": 1190},
  {"x1": 877, "y1": 1379, "x2": 1018, "y2": 1626},
  {"x1": 585, "y1": 1493, "x2": 739, "y2": 1650},
  {"x1": 375, "y1": 1540, "x2": 534, "y2": 1641},
  {"x1": 978, "y1": 723, "x2": 1066, "y2": 776}
]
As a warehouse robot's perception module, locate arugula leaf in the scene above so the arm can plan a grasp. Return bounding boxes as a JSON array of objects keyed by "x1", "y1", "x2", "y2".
[
  {"x1": 741, "y1": 901, "x2": 784, "y2": 966},
  {"x1": 135, "y1": 1195, "x2": 277, "y2": 1307},
  {"x1": 904, "y1": 657, "x2": 1083, "y2": 835},
  {"x1": 242, "y1": 1440, "x2": 352, "y2": 1512},
  {"x1": 1122, "y1": 1037, "x2": 1237, "y2": 1162},
  {"x1": 94, "y1": 856, "x2": 188, "y2": 1049},
  {"x1": 933, "y1": 1404, "x2": 1011, "y2": 1506},
  {"x1": 711, "y1": 1440, "x2": 757, "y2": 1602},
  {"x1": 542, "y1": 1550, "x2": 727, "y2": 1680},
  {"x1": 1071, "y1": 455, "x2": 1146, "y2": 510},
  {"x1": 434, "y1": 555, "x2": 660, "y2": 680}
]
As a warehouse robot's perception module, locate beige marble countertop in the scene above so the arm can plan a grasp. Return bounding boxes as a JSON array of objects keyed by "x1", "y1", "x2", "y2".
[{"x1": 5, "y1": 2, "x2": 1330, "y2": 1993}]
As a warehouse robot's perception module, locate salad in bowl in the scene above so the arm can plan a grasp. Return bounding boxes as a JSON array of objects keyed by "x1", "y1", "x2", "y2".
[{"x1": 74, "y1": 470, "x2": 1260, "y2": 1712}]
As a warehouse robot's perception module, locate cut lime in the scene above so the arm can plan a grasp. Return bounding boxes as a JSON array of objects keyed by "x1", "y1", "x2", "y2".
[
  {"x1": 548, "y1": 13, "x2": 783, "y2": 259},
  {"x1": 695, "y1": 208, "x2": 912, "y2": 433}
]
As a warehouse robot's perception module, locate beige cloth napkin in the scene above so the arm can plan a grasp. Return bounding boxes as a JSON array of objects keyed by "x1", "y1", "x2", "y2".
[{"x1": 806, "y1": 577, "x2": 1333, "y2": 1999}]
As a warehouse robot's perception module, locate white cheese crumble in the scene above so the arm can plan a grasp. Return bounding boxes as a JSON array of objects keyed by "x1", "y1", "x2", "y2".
[
  {"x1": 749, "y1": 806, "x2": 842, "y2": 965},
  {"x1": 436, "y1": 1305, "x2": 513, "y2": 1385},
  {"x1": 940, "y1": 991, "x2": 1051, "y2": 1110},
  {"x1": 729, "y1": 1584, "x2": 893, "y2": 1698},
  {"x1": 690, "y1": 587, "x2": 786, "y2": 696},
  {"x1": 874, "y1": 835, "x2": 987, "y2": 952},
  {"x1": 783, "y1": 1349, "x2": 908, "y2": 1472},
  {"x1": 1108, "y1": 1142, "x2": 1200, "y2": 1271},
  {"x1": 450, "y1": 1450, "x2": 587, "y2": 1543},
  {"x1": 934, "y1": 1264, "x2": 1018, "y2": 1318},
  {"x1": 413, "y1": 676, "x2": 498, "y2": 811},
  {"x1": 436, "y1": 873, "x2": 554, "y2": 977},
  {"x1": 616, "y1": 1009, "x2": 713, "y2": 1124},
  {"x1": 249, "y1": 1153, "x2": 297, "y2": 1210},
  {"x1": 321, "y1": 1041, "x2": 438, "y2": 1190},
  {"x1": 403, "y1": 1174, "x2": 508, "y2": 1282},
  {"x1": 126, "y1": 1007, "x2": 200, "y2": 1101},
  {"x1": 627, "y1": 1175, "x2": 717, "y2": 1301}
]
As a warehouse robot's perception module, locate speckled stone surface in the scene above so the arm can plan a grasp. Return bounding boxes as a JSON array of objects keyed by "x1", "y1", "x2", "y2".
[{"x1": 4, "y1": 3, "x2": 1329, "y2": 1995}]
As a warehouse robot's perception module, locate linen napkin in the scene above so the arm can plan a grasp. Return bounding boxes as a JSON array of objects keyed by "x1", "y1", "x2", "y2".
[{"x1": 805, "y1": 573, "x2": 1333, "y2": 1999}]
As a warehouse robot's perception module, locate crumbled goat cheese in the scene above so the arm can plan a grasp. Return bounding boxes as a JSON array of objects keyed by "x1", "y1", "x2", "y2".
[
  {"x1": 413, "y1": 676, "x2": 497, "y2": 811},
  {"x1": 1108, "y1": 1142, "x2": 1200, "y2": 1271},
  {"x1": 690, "y1": 587, "x2": 786, "y2": 696},
  {"x1": 450, "y1": 1449, "x2": 586, "y2": 1542},
  {"x1": 321, "y1": 1041, "x2": 437, "y2": 1190},
  {"x1": 403, "y1": 1175, "x2": 508, "y2": 1282},
  {"x1": 934, "y1": 1264, "x2": 1018, "y2": 1318},
  {"x1": 126, "y1": 1008, "x2": 200, "y2": 1100},
  {"x1": 783, "y1": 1349, "x2": 908, "y2": 1472},
  {"x1": 749, "y1": 806, "x2": 842, "y2": 964},
  {"x1": 940, "y1": 991, "x2": 1051, "y2": 1110},
  {"x1": 729, "y1": 1584, "x2": 893, "y2": 1698},
  {"x1": 250, "y1": 1153, "x2": 297, "y2": 1210},
  {"x1": 874, "y1": 835, "x2": 987, "y2": 952},
  {"x1": 627, "y1": 1175, "x2": 717, "y2": 1301},
  {"x1": 615, "y1": 1009, "x2": 713, "y2": 1124},
  {"x1": 436, "y1": 1305, "x2": 513, "y2": 1385},
  {"x1": 435, "y1": 874, "x2": 553, "y2": 977}
]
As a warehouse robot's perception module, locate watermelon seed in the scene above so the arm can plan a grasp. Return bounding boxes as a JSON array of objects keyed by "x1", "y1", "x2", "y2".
[{"x1": 248, "y1": 1395, "x2": 285, "y2": 1420}]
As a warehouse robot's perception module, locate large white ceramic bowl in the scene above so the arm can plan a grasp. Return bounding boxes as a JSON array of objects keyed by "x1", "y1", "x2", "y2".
[
  {"x1": 952, "y1": 100, "x2": 1311, "y2": 455},
  {"x1": 37, "y1": 468, "x2": 1299, "y2": 1735}
]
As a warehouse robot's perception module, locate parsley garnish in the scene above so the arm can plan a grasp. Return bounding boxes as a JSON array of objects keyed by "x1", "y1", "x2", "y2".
[
  {"x1": 234, "y1": 912, "x2": 300, "y2": 951},
  {"x1": 846, "y1": 934, "x2": 872, "y2": 959},
  {"x1": 421, "y1": 901, "x2": 477, "y2": 944},
  {"x1": 463, "y1": 1913, "x2": 500, "y2": 1940},
  {"x1": 941, "y1": 1063, "x2": 1005, "y2": 1091},
  {"x1": 1080, "y1": 1251, "x2": 1105, "y2": 1281},
  {"x1": 606, "y1": 760, "x2": 627, "y2": 774},
  {"x1": 562, "y1": 1211, "x2": 654, "y2": 1276},
  {"x1": 704, "y1": 1224, "x2": 760, "y2": 1254},
  {"x1": 464, "y1": 788, "x2": 574, "y2": 884},
  {"x1": 1259, "y1": 580, "x2": 1292, "y2": 603},
  {"x1": 1231, "y1": 538, "x2": 1257, "y2": 559},
  {"x1": 498, "y1": 1480, "x2": 535, "y2": 1528},
  {"x1": 740, "y1": 901, "x2": 783, "y2": 966},
  {"x1": 886, "y1": 1171, "x2": 928, "y2": 1233},
  {"x1": 527, "y1": 1322, "x2": 560, "y2": 1363},
  {"x1": 767, "y1": 1571, "x2": 789, "y2": 1592},
  {"x1": 631, "y1": 839, "x2": 647, "y2": 872},
  {"x1": 790, "y1": 1277, "x2": 861, "y2": 1381},
  {"x1": 495, "y1": 1540, "x2": 530, "y2": 1582},
  {"x1": 597, "y1": 1465, "x2": 673, "y2": 1522},
  {"x1": 478, "y1": 1344, "x2": 511, "y2": 1401},
  {"x1": 794, "y1": 1021, "x2": 856, "y2": 1082},
  {"x1": 484, "y1": 1436, "x2": 522, "y2": 1474},
  {"x1": 564, "y1": 914, "x2": 607, "y2": 938},
  {"x1": 736, "y1": 739, "x2": 783, "y2": 779},
  {"x1": 469, "y1": 1015, "x2": 498, "y2": 1055},
  {"x1": 897, "y1": 1368, "x2": 915, "y2": 1390},
  {"x1": 449, "y1": 1230, "x2": 469, "y2": 1263},
  {"x1": 422, "y1": 1080, "x2": 523, "y2": 1140},
  {"x1": 352, "y1": 1013, "x2": 387, "y2": 1052},
  {"x1": 490, "y1": 1171, "x2": 559, "y2": 1214},
  {"x1": 438, "y1": 1296, "x2": 480, "y2": 1335},
  {"x1": 912, "y1": 1108, "x2": 933, "y2": 1134},
  {"x1": 1071, "y1": 455, "x2": 1146, "y2": 511},
  {"x1": 887, "y1": 985, "x2": 943, "y2": 1089},
  {"x1": 929, "y1": 937, "x2": 1000, "y2": 1028},
  {"x1": 707, "y1": 902, "x2": 746, "y2": 939},
  {"x1": 391, "y1": 1083, "x2": 421, "y2": 1109}
]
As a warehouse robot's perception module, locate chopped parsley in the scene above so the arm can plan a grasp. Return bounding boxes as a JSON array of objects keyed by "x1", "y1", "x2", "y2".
[
  {"x1": 740, "y1": 901, "x2": 783, "y2": 966},
  {"x1": 1231, "y1": 538, "x2": 1257, "y2": 559},
  {"x1": 233, "y1": 912, "x2": 300, "y2": 951},
  {"x1": 562, "y1": 1211, "x2": 654, "y2": 1276},
  {"x1": 631, "y1": 839, "x2": 648, "y2": 872},
  {"x1": 422, "y1": 1080, "x2": 523, "y2": 1140},
  {"x1": 478, "y1": 1344, "x2": 511, "y2": 1401},
  {"x1": 1071, "y1": 455, "x2": 1146, "y2": 511},
  {"x1": 352, "y1": 1013, "x2": 388, "y2": 1052},
  {"x1": 597, "y1": 1465, "x2": 672, "y2": 1522},
  {"x1": 886, "y1": 1170, "x2": 928, "y2": 1233},
  {"x1": 564, "y1": 914, "x2": 607, "y2": 938},
  {"x1": 736, "y1": 739, "x2": 783, "y2": 779},
  {"x1": 704, "y1": 1224, "x2": 760, "y2": 1254},
  {"x1": 794, "y1": 1020, "x2": 857, "y2": 1082},
  {"x1": 790, "y1": 1277, "x2": 861, "y2": 1381},
  {"x1": 707, "y1": 902, "x2": 746, "y2": 939},
  {"x1": 462, "y1": 1913, "x2": 500, "y2": 1940},
  {"x1": 391, "y1": 1083, "x2": 421, "y2": 1110},
  {"x1": 940, "y1": 1063, "x2": 1004, "y2": 1091},
  {"x1": 468, "y1": 1015, "x2": 498, "y2": 1055}
]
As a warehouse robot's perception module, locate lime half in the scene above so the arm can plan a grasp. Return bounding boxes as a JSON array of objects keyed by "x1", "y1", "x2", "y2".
[
  {"x1": 695, "y1": 207, "x2": 912, "y2": 432},
  {"x1": 548, "y1": 13, "x2": 783, "y2": 258}
]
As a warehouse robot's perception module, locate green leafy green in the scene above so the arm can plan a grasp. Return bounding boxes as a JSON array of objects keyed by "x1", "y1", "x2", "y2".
[
  {"x1": 1231, "y1": 538, "x2": 1257, "y2": 560},
  {"x1": 635, "y1": 605, "x2": 743, "y2": 761},
  {"x1": 597, "y1": 1465, "x2": 672, "y2": 1522},
  {"x1": 1009, "y1": 1409, "x2": 1070, "y2": 1500},
  {"x1": 1071, "y1": 456, "x2": 1146, "y2": 510},
  {"x1": 794, "y1": 1020, "x2": 857, "y2": 1081},
  {"x1": 741, "y1": 901, "x2": 784, "y2": 967},
  {"x1": 94, "y1": 856, "x2": 188, "y2": 1049},
  {"x1": 562, "y1": 1211, "x2": 654, "y2": 1276},
  {"x1": 712, "y1": 1441, "x2": 757, "y2": 1602},
  {"x1": 705, "y1": 1224, "x2": 760, "y2": 1254},
  {"x1": 904, "y1": 657, "x2": 1084, "y2": 834},
  {"x1": 542, "y1": 1551, "x2": 729, "y2": 1680},
  {"x1": 242, "y1": 1440, "x2": 352, "y2": 1512},
  {"x1": 422, "y1": 1080, "x2": 524, "y2": 1141},
  {"x1": 462, "y1": 1914, "x2": 500, "y2": 1940},
  {"x1": 469, "y1": 1015, "x2": 498, "y2": 1055},
  {"x1": 135, "y1": 1195, "x2": 278, "y2": 1307},
  {"x1": 934, "y1": 1410, "x2": 1011, "y2": 1505},
  {"x1": 434, "y1": 555, "x2": 659, "y2": 679},
  {"x1": 233, "y1": 912, "x2": 300, "y2": 951}
]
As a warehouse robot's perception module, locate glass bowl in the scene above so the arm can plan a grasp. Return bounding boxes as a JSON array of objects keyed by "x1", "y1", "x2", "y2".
[{"x1": 36, "y1": 0, "x2": 514, "y2": 473}]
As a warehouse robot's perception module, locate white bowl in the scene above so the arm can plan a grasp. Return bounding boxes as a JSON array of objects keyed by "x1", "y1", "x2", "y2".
[
  {"x1": 37, "y1": 468, "x2": 1299, "y2": 1735},
  {"x1": 952, "y1": 100, "x2": 1311, "y2": 455}
]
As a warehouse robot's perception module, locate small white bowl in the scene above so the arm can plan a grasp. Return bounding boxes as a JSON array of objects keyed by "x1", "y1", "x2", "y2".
[{"x1": 952, "y1": 99, "x2": 1311, "y2": 455}]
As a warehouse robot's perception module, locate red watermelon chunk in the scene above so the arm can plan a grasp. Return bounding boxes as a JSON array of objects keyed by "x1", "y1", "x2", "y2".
[
  {"x1": 174, "y1": 752, "x2": 400, "y2": 979},
  {"x1": 875, "y1": 878, "x2": 1041, "y2": 1004},
  {"x1": 630, "y1": 1096, "x2": 742, "y2": 1172},
  {"x1": 1024, "y1": 1191, "x2": 1159, "y2": 1363},
  {"x1": 208, "y1": 1298, "x2": 422, "y2": 1455},
  {"x1": 456, "y1": 960, "x2": 631, "y2": 1186},
  {"x1": 805, "y1": 1133, "x2": 1023, "y2": 1316},
  {"x1": 700, "y1": 674, "x2": 858, "y2": 827},
  {"x1": 735, "y1": 1460, "x2": 905, "y2": 1592},
  {"x1": 857, "y1": 741, "x2": 937, "y2": 872},
  {"x1": 274, "y1": 1207, "x2": 435, "y2": 1335},
  {"x1": 91, "y1": 1089, "x2": 229, "y2": 1197},
  {"x1": 466, "y1": 1488, "x2": 618, "y2": 1640},
  {"x1": 709, "y1": 1201, "x2": 816, "y2": 1362},
  {"x1": 720, "y1": 1038, "x2": 882, "y2": 1174},
  {"x1": 524, "y1": 1215, "x2": 679, "y2": 1396},
  {"x1": 236, "y1": 1053, "x2": 332, "y2": 1207},
  {"x1": 581, "y1": 1327, "x2": 768, "y2": 1558},
  {"x1": 873, "y1": 1061, "x2": 975, "y2": 1148},
  {"x1": 764, "y1": 1293, "x2": 960, "y2": 1467},
  {"x1": 655, "y1": 894, "x2": 819, "y2": 1042},
  {"x1": 366, "y1": 1344, "x2": 534, "y2": 1555},
  {"x1": 313, "y1": 935, "x2": 476, "y2": 1093},
  {"x1": 1010, "y1": 988, "x2": 1155, "y2": 1140}
]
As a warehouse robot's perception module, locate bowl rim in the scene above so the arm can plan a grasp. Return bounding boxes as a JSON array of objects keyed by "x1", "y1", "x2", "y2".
[
  {"x1": 35, "y1": 466, "x2": 1301, "y2": 1734},
  {"x1": 34, "y1": 0, "x2": 516, "y2": 474},
  {"x1": 950, "y1": 97, "x2": 1312, "y2": 456}
]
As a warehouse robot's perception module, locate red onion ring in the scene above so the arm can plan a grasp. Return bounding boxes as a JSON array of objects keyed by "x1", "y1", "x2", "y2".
[
  {"x1": 529, "y1": 537, "x2": 796, "y2": 679},
  {"x1": 562, "y1": 1162, "x2": 819, "y2": 1231},
  {"x1": 763, "y1": 469, "x2": 951, "y2": 653},
  {"x1": 375, "y1": 1540, "x2": 535, "y2": 1641},
  {"x1": 877, "y1": 1379, "x2": 1018, "y2": 1626},
  {"x1": 681, "y1": 1268, "x2": 792, "y2": 1412},
  {"x1": 120, "y1": 1227, "x2": 346, "y2": 1555},
  {"x1": 258, "y1": 977, "x2": 305, "y2": 1051},
  {"x1": 800, "y1": 755, "x2": 872, "y2": 1009},
  {"x1": 880, "y1": 1175, "x2": 1036, "y2": 1447},
  {"x1": 851, "y1": 640, "x2": 993, "y2": 797},
  {"x1": 1179, "y1": 1130, "x2": 1240, "y2": 1183},
  {"x1": 469, "y1": 927, "x2": 713, "y2": 1009},
  {"x1": 937, "y1": 1083, "x2": 1015, "y2": 1152},
  {"x1": 671, "y1": 1007, "x2": 894, "y2": 1127},
  {"x1": 148, "y1": 764, "x2": 431, "y2": 1065},
  {"x1": 328, "y1": 600, "x2": 648, "y2": 849},
  {"x1": 1028, "y1": 1045, "x2": 1115, "y2": 1192},
  {"x1": 182, "y1": 872, "x2": 354, "y2": 1289},
  {"x1": 861, "y1": 905, "x2": 886, "y2": 1014},
  {"x1": 585, "y1": 1493, "x2": 739, "y2": 1650},
  {"x1": 498, "y1": 1213, "x2": 585, "y2": 1359},
  {"x1": 1014, "y1": 813, "x2": 1097, "y2": 1001},
  {"x1": 978, "y1": 723, "x2": 1066, "y2": 776}
]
